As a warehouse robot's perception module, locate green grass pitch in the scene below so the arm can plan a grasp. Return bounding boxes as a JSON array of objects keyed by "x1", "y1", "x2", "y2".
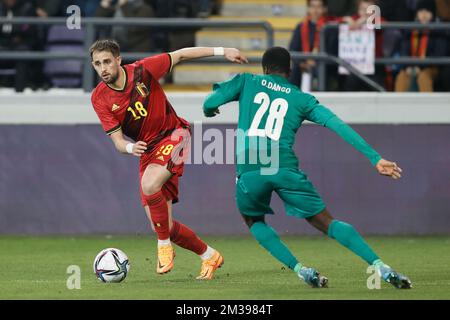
[{"x1": 1, "y1": 235, "x2": 449, "y2": 299}]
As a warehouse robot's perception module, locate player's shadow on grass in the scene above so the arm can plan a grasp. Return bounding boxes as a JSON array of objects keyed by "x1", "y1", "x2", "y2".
[{"x1": 211, "y1": 268, "x2": 289, "y2": 282}]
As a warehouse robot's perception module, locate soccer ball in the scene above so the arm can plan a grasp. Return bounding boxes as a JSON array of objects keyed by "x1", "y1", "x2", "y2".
[{"x1": 93, "y1": 248, "x2": 130, "y2": 283}]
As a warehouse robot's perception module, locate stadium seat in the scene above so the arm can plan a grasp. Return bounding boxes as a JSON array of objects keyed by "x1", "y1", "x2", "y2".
[
  {"x1": 173, "y1": 62, "x2": 262, "y2": 84},
  {"x1": 195, "y1": 16, "x2": 300, "y2": 50},
  {"x1": 0, "y1": 69, "x2": 16, "y2": 76},
  {"x1": 43, "y1": 26, "x2": 85, "y2": 88},
  {"x1": 180, "y1": 0, "x2": 306, "y2": 86}
]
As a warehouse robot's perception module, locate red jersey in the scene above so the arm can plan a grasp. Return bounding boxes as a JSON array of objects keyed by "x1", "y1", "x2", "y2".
[{"x1": 91, "y1": 54, "x2": 189, "y2": 152}]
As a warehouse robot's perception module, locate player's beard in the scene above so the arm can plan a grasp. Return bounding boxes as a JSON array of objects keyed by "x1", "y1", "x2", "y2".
[{"x1": 102, "y1": 69, "x2": 119, "y2": 84}]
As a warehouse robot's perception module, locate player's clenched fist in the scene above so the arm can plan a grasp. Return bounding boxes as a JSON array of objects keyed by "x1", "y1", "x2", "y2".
[
  {"x1": 376, "y1": 159, "x2": 403, "y2": 180},
  {"x1": 132, "y1": 141, "x2": 147, "y2": 157},
  {"x1": 204, "y1": 108, "x2": 220, "y2": 118},
  {"x1": 224, "y1": 48, "x2": 249, "y2": 64}
]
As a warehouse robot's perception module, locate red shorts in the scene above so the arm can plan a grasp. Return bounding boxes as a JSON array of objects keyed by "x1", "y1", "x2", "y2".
[{"x1": 139, "y1": 129, "x2": 190, "y2": 206}]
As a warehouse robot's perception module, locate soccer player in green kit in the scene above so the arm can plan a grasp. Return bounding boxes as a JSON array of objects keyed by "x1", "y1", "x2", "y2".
[{"x1": 202, "y1": 47, "x2": 412, "y2": 289}]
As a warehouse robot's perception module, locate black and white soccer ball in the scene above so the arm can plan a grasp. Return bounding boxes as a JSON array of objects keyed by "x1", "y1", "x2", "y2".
[{"x1": 93, "y1": 248, "x2": 130, "y2": 283}]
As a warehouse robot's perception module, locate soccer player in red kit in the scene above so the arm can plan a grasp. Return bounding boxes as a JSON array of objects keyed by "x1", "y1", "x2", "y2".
[{"x1": 90, "y1": 39, "x2": 248, "y2": 279}]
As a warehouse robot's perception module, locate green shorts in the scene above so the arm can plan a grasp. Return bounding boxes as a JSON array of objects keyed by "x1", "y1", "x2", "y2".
[{"x1": 236, "y1": 168, "x2": 326, "y2": 219}]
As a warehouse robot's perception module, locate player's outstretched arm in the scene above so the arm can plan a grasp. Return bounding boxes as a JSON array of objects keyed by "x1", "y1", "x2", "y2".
[
  {"x1": 169, "y1": 47, "x2": 248, "y2": 66},
  {"x1": 324, "y1": 116, "x2": 403, "y2": 180},
  {"x1": 304, "y1": 96, "x2": 403, "y2": 180},
  {"x1": 203, "y1": 74, "x2": 245, "y2": 118},
  {"x1": 110, "y1": 129, "x2": 147, "y2": 157},
  {"x1": 375, "y1": 158, "x2": 403, "y2": 180}
]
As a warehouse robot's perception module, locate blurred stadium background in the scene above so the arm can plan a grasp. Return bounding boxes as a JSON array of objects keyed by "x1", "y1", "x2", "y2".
[{"x1": 0, "y1": 0, "x2": 449, "y2": 299}]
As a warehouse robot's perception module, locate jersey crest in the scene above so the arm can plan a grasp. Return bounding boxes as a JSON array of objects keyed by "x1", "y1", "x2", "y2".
[{"x1": 136, "y1": 82, "x2": 150, "y2": 98}]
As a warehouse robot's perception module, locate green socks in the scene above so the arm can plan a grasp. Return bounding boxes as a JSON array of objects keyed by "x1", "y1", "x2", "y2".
[
  {"x1": 293, "y1": 263, "x2": 303, "y2": 273},
  {"x1": 372, "y1": 259, "x2": 384, "y2": 268},
  {"x1": 250, "y1": 222, "x2": 299, "y2": 270},
  {"x1": 249, "y1": 220, "x2": 379, "y2": 272},
  {"x1": 328, "y1": 220, "x2": 379, "y2": 265}
]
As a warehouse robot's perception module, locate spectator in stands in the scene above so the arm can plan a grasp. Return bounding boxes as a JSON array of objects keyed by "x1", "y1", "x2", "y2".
[
  {"x1": 435, "y1": 0, "x2": 450, "y2": 91},
  {"x1": 211, "y1": 0, "x2": 223, "y2": 15},
  {"x1": 61, "y1": 0, "x2": 101, "y2": 17},
  {"x1": 376, "y1": 0, "x2": 418, "y2": 91},
  {"x1": 195, "y1": 0, "x2": 222, "y2": 17},
  {"x1": 326, "y1": 0, "x2": 356, "y2": 16},
  {"x1": 95, "y1": 0, "x2": 155, "y2": 52},
  {"x1": 376, "y1": 1, "x2": 418, "y2": 55},
  {"x1": 378, "y1": 0, "x2": 417, "y2": 22},
  {"x1": 0, "y1": 0, "x2": 36, "y2": 92},
  {"x1": 34, "y1": 0, "x2": 61, "y2": 17},
  {"x1": 395, "y1": 0, "x2": 448, "y2": 92},
  {"x1": 288, "y1": 0, "x2": 340, "y2": 90},
  {"x1": 146, "y1": 0, "x2": 221, "y2": 18},
  {"x1": 144, "y1": 0, "x2": 204, "y2": 85},
  {"x1": 198, "y1": 0, "x2": 211, "y2": 17},
  {"x1": 436, "y1": 0, "x2": 450, "y2": 20},
  {"x1": 151, "y1": 0, "x2": 202, "y2": 51},
  {"x1": 31, "y1": 1, "x2": 63, "y2": 90},
  {"x1": 341, "y1": 0, "x2": 386, "y2": 91}
]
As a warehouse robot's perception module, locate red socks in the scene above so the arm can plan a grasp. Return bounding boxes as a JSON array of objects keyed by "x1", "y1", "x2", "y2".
[
  {"x1": 143, "y1": 191, "x2": 170, "y2": 240},
  {"x1": 144, "y1": 191, "x2": 207, "y2": 255},
  {"x1": 170, "y1": 220, "x2": 207, "y2": 255}
]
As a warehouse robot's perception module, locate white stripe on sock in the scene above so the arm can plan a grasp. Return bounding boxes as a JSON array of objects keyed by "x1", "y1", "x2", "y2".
[
  {"x1": 200, "y1": 246, "x2": 215, "y2": 261},
  {"x1": 158, "y1": 239, "x2": 171, "y2": 246}
]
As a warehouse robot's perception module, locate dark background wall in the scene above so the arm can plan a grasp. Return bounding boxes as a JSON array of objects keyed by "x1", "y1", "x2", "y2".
[{"x1": 0, "y1": 124, "x2": 449, "y2": 235}]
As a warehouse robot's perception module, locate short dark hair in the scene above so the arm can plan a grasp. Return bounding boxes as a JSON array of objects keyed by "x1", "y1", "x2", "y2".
[
  {"x1": 89, "y1": 39, "x2": 120, "y2": 60},
  {"x1": 307, "y1": 0, "x2": 328, "y2": 7},
  {"x1": 262, "y1": 47, "x2": 291, "y2": 75},
  {"x1": 416, "y1": 0, "x2": 436, "y2": 17}
]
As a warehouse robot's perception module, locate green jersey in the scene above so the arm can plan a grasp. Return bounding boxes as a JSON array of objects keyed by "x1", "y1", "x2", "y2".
[{"x1": 203, "y1": 73, "x2": 381, "y2": 176}]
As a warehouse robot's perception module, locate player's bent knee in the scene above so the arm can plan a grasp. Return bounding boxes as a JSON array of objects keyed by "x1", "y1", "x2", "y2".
[
  {"x1": 307, "y1": 209, "x2": 334, "y2": 235},
  {"x1": 141, "y1": 179, "x2": 162, "y2": 196},
  {"x1": 241, "y1": 214, "x2": 265, "y2": 229}
]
